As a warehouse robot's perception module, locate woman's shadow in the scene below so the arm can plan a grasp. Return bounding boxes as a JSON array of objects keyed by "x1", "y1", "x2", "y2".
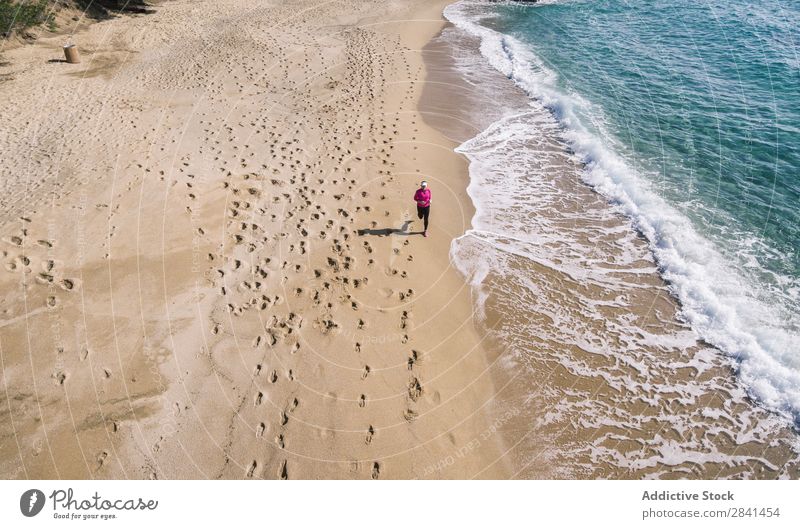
[{"x1": 357, "y1": 220, "x2": 420, "y2": 236}]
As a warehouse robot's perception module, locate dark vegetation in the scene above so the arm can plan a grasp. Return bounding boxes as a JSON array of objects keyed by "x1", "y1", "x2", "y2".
[
  {"x1": 1, "y1": 0, "x2": 153, "y2": 38},
  {"x1": 1, "y1": 0, "x2": 50, "y2": 36}
]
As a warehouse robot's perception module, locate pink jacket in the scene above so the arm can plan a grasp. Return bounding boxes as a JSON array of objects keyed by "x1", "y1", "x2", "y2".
[{"x1": 414, "y1": 188, "x2": 431, "y2": 208}]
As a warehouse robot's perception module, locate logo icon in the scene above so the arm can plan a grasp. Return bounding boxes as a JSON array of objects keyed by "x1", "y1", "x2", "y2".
[{"x1": 20, "y1": 489, "x2": 45, "y2": 517}]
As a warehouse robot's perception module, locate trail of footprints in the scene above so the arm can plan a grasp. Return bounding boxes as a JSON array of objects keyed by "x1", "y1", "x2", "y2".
[
  {"x1": 10, "y1": 1, "x2": 430, "y2": 480},
  {"x1": 0, "y1": 0, "x2": 448, "y2": 480},
  {"x1": 0, "y1": 233, "x2": 87, "y2": 386},
  {"x1": 217, "y1": 22, "x2": 428, "y2": 480}
]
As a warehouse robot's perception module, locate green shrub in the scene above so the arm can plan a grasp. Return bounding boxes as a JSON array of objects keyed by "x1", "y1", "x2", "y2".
[{"x1": 1, "y1": 0, "x2": 50, "y2": 37}]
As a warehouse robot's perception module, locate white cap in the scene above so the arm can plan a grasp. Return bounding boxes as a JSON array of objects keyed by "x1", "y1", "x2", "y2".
[{"x1": 421, "y1": 181, "x2": 428, "y2": 187}]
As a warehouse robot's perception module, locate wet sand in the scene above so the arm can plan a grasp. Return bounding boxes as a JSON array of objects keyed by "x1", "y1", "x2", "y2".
[{"x1": 419, "y1": 19, "x2": 800, "y2": 479}]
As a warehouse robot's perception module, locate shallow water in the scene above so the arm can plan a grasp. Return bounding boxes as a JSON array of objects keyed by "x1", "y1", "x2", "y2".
[
  {"x1": 427, "y1": 0, "x2": 800, "y2": 477},
  {"x1": 444, "y1": 0, "x2": 800, "y2": 426}
]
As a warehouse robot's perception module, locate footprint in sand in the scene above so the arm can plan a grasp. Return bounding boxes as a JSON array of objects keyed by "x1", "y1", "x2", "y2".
[
  {"x1": 358, "y1": 394, "x2": 366, "y2": 408},
  {"x1": 365, "y1": 425, "x2": 375, "y2": 445},
  {"x1": 97, "y1": 450, "x2": 109, "y2": 469},
  {"x1": 52, "y1": 371, "x2": 67, "y2": 385},
  {"x1": 408, "y1": 377, "x2": 423, "y2": 402},
  {"x1": 407, "y1": 351, "x2": 418, "y2": 370},
  {"x1": 371, "y1": 462, "x2": 380, "y2": 480}
]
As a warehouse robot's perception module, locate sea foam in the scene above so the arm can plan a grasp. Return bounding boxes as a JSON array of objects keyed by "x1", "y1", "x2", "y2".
[{"x1": 444, "y1": 0, "x2": 800, "y2": 424}]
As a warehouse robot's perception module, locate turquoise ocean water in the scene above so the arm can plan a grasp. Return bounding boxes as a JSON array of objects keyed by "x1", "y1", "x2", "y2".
[{"x1": 445, "y1": 0, "x2": 800, "y2": 423}]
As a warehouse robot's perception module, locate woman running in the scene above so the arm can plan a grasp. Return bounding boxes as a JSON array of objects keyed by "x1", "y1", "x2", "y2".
[{"x1": 413, "y1": 181, "x2": 431, "y2": 237}]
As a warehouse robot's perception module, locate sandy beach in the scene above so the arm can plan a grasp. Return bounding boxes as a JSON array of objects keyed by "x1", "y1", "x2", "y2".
[
  {"x1": 2, "y1": 0, "x2": 798, "y2": 481},
  {"x1": 0, "y1": 0, "x2": 512, "y2": 479}
]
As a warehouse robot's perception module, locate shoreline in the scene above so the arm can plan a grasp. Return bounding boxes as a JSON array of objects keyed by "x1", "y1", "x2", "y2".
[
  {"x1": 0, "y1": 0, "x2": 514, "y2": 479},
  {"x1": 425, "y1": 1, "x2": 800, "y2": 478},
  {"x1": 4, "y1": 0, "x2": 796, "y2": 481}
]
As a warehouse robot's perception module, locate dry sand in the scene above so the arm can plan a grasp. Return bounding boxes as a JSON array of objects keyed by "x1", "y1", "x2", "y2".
[{"x1": 0, "y1": 0, "x2": 512, "y2": 479}]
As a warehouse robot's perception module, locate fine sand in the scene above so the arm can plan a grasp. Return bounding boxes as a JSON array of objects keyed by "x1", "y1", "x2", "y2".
[{"x1": 0, "y1": 0, "x2": 512, "y2": 479}]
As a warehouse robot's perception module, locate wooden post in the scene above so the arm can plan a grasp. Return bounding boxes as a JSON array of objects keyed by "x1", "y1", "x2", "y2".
[{"x1": 63, "y1": 44, "x2": 80, "y2": 64}]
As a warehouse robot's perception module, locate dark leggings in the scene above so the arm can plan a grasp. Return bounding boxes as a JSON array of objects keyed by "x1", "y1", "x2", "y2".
[{"x1": 417, "y1": 206, "x2": 430, "y2": 231}]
